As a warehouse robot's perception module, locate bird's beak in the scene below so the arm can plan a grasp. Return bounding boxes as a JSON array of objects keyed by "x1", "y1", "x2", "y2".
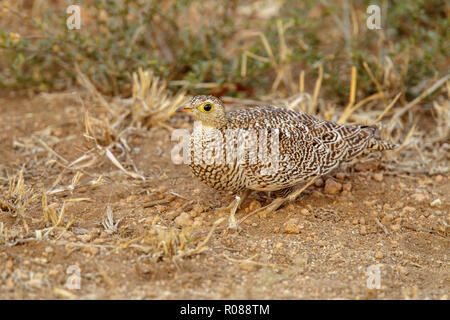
[{"x1": 176, "y1": 104, "x2": 193, "y2": 113}]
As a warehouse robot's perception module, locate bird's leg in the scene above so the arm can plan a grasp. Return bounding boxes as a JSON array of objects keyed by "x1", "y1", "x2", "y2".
[
  {"x1": 286, "y1": 176, "x2": 318, "y2": 202},
  {"x1": 227, "y1": 195, "x2": 241, "y2": 230},
  {"x1": 239, "y1": 177, "x2": 318, "y2": 225},
  {"x1": 215, "y1": 189, "x2": 250, "y2": 212},
  {"x1": 220, "y1": 189, "x2": 250, "y2": 230}
]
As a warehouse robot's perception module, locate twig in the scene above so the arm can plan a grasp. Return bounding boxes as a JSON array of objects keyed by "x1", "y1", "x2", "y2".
[
  {"x1": 391, "y1": 74, "x2": 450, "y2": 122},
  {"x1": 33, "y1": 137, "x2": 69, "y2": 165},
  {"x1": 310, "y1": 64, "x2": 323, "y2": 114},
  {"x1": 143, "y1": 196, "x2": 175, "y2": 208},
  {"x1": 375, "y1": 218, "x2": 390, "y2": 235}
]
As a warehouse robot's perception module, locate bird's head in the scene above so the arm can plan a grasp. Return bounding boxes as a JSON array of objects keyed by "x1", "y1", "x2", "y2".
[{"x1": 176, "y1": 95, "x2": 227, "y2": 127}]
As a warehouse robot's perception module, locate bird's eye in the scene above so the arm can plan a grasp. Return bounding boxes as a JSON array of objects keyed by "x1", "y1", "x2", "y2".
[{"x1": 201, "y1": 103, "x2": 213, "y2": 113}]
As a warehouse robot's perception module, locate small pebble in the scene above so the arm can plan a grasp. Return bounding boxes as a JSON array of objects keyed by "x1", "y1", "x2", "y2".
[
  {"x1": 411, "y1": 193, "x2": 428, "y2": 203},
  {"x1": 373, "y1": 173, "x2": 383, "y2": 182},
  {"x1": 274, "y1": 242, "x2": 283, "y2": 250},
  {"x1": 355, "y1": 162, "x2": 378, "y2": 172},
  {"x1": 381, "y1": 213, "x2": 394, "y2": 224},
  {"x1": 342, "y1": 183, "x2": 352, "y2": 192},
  {"x1": 240, "y1": 262, "x2": 255, "y2": 272},
  {"x1": 174, "y1": 212, "x2": 193, "y2": 227},
  {"x1": 6, "y1": 278, "x2": 14, "y2": 289},
  {"x1": 90, "y1": 246, "x2": 100, "y2": 255},
  {"x1": 248, "y1": 200, "x2": 261, "y2": 212},
  {"x1": 126, "y1": 195, "x2": 138, "y2": 202},
  {"x1": 192, "y1": 205, "x2": 204, "y2": 215},
  {"x1": 189, "y1": 210, "x2": 198, "y2": 218},
  {"x1": 314, "y1": 178, "x2": 324, "y2": 187},
  {"x1": 286, "y1": 203, "x2": 295, "y2": 211},
  {"x1": 430, "y1": 199, "x2": 441, "y2": 207},
  {"x1": 166, "y1": 210, "x2": 180, "y2": 220},
  {"x1": 5, "y1": 260, "x2": 13, "y2": 271},
  {"x1": 375, "y1": 251, "x2": 384, "y2": 259},
  {"x1": 83, "y1": 246, "x2": 99, "y2": 256},
  {"x1": 394, "y1": 201, "x2": 404, "y2": 208},
  {"x1": 192, "y1": 217, "x2": 203, "y2": 228},
  {"x1": 78, "y1": 234, "x2": 92, "y2": 243},
  {"x1": 157, "y1": 186, "x2": 167, "y2": 194},
  {"x1": 397, "y1": 265, "x2": 408, "y2": 275},
  {"x1": 156, "y1": 205, "x2": 167, "y2": 213},
  {"x1": 335, "y1": 172, "x2": 346, "y2": 180},
  {"x1": 360, "y1": 225, "x2": 367, "y2": 235},
  {"x1": 318, "y1": 240, "x2": 329, "y2": 247},
  {"x1": 27, "y1": 279, "x2": 44, "y2": 288},
  {"x1": 364, "y1": 200, "x2": 376, "y2": 207},
  {"x1": 324, "y1": 178, "x2": 342, "y2": 195},
  {"x1": 312, "y1": 190, "x2": 322, "y2": 198},
  {"x1": 401, "y1": 206, "x2": 416, "y2": 215},
  {"x1": 61, "y1": 231, "x2": 75, "y2": 240},
  {"x1": 283, "y1": 218, "x2": 300, "y2": 234}
]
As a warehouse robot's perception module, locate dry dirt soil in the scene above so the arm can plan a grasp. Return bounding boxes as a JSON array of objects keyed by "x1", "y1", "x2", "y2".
[{"x1": 0, "y1": 92, "x2": 448, "y2": 299}]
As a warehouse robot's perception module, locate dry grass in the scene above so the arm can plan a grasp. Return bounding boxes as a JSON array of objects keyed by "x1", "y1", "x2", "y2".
[
  {"x1": 0, "y1": 70, "x2": 220, "y2": 261},
  {"x1": 1, "y1": 56, "x2": 448, "y2": 260},
  {"x1": 0, "y1": 170, "x2": 37, "y2": 218}
]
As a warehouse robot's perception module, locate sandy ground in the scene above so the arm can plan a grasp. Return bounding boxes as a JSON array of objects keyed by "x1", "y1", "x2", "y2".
[{"x1": 0, "y1": 92, "x2": 448, "y2": 299}]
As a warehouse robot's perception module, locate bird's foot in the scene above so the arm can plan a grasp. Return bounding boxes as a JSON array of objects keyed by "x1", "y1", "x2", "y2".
[
  {"x1": 214, "y1": 191, "x2": 250, "y2": 232},
  {"x1": 238, "y1": 197, "x2": 287, "y2": 225},
  {"x1": 214, "y1": 202, "x2": 235, "y2": 213},
  {"x1": 238, "y1": 177, "x2": 318, "y2": 225}
]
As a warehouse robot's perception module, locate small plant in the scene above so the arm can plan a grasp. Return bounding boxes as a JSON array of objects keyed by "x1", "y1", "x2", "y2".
[
  {"x1": 0, "y1": 170, "x2": 37, "y2": 218},
  {"x1": 0, "y1": 1, "x2": 446, "y2": 102}
]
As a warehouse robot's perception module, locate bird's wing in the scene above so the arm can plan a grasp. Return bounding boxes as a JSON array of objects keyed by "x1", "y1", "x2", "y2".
[{"x1": 227, "y1": 106, "x2": 375, "y2": 174}]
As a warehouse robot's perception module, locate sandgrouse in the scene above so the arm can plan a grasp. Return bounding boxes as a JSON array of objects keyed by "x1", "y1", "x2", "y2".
[{"x1": 176, "y1": 95, "x2": 396, "y2": 229}]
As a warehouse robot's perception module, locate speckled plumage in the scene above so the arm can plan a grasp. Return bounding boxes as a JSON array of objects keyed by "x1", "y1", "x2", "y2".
[{"x1": 180, "y1": 95, "x2": 395, "y2": 196}]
